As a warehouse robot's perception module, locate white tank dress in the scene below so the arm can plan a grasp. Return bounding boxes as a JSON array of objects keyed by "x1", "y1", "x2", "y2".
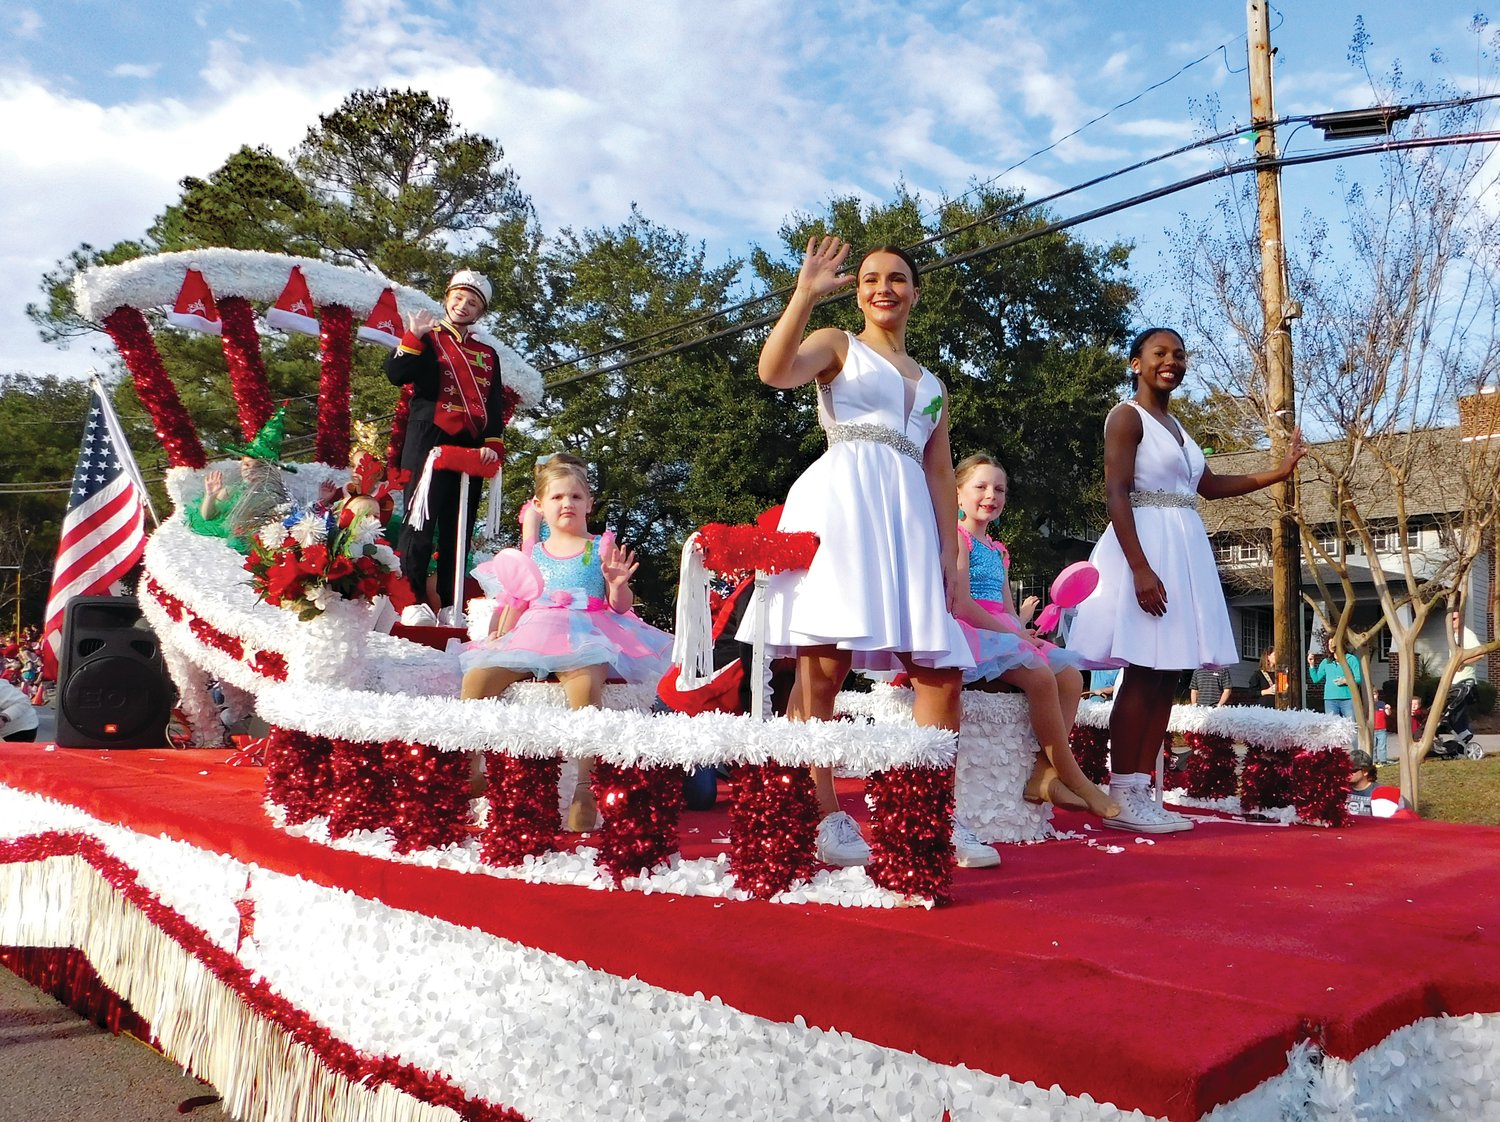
[
  {"x1": 1069, "y1": 401, "x2": 1238, "y2": 670},
  {"x1": 737, "y1": 334, "x2": 974, "y2": 672}
]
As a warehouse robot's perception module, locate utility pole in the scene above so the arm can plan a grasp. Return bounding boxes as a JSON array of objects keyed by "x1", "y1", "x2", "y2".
[{"x1": 1248, "y1": 0, "x2": 1303, "y2": 707}]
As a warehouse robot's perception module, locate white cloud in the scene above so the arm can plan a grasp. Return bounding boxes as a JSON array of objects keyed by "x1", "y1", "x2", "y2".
[
  {"x1": 110, "y1": 63, "x2": 160, "y2": 80},
  {"x1": 9, "y1": 9, "x2": 41, "y2": 39}
]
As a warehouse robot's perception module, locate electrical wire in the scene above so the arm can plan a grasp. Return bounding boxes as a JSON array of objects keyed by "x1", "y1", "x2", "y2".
[{"x1": 543, "y1": 127, "x2": 1500, "y2": 390}]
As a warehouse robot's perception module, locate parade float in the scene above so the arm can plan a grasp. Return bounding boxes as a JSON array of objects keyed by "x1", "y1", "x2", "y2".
[{"x1": 2, "y1": 250, "x2": 1497, "y2": 1122}]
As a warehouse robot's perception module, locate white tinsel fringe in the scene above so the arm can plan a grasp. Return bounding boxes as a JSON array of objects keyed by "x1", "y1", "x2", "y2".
[
  {"x1": 4, "y1": 783, "x2": 1498, "y2": 1122},
  {"x1": 1075, "y1": 699, "x2": 1356, "y2": 753},
  {"x1": 73, "y1": 247, "x2": 543, "y2": 410},
  {"x1": 142, "y1": 516, "x2": 955, "y2": 773}
]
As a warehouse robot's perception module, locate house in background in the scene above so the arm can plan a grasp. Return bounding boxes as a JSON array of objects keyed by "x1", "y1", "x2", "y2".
[{"x1": 1199, "y1": 427, "x2": 1496, "y2": 699}]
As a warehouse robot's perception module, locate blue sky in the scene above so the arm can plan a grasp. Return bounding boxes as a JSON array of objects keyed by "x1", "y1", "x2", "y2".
[{"x1": 0, "y1": 2, "x2": 1489, "y2": 382}]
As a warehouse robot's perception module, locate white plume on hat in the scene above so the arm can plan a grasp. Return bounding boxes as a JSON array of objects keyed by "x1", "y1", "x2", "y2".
[{"x1": 446, "y1": 270, "x2": 492, "y2": 309}]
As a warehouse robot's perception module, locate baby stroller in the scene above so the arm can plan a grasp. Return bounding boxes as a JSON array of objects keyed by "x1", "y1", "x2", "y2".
[{"x1": 1428, "y1": 680, "x2": 1485, "y2": 761}]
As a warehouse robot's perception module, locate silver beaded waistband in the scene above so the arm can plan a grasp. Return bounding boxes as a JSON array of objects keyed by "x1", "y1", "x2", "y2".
[
  {"x1": 1131, "y1": 489, "x2": 1199, "y2": 511},
  {"x1": 825, "y1": 421, "x2": 923, "y2": 465}
]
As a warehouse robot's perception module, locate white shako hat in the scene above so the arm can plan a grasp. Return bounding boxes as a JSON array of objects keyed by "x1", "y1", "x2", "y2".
[{"x1": 446, "y1": 270, "x2": 492, "y2": 310}]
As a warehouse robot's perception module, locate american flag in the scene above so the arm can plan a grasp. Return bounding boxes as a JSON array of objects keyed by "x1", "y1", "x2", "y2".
[{"x1": 40, "y1": 380, "x2": 151, "y2": 678}]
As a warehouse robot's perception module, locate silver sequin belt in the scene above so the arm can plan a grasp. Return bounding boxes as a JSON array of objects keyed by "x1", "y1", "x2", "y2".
[
  {"x1": 824, "y1": 422, "x2": 923, "y2": 465},
  {"x1": 1131, "y1": 489, "x2": 1199, "y2": 511}
]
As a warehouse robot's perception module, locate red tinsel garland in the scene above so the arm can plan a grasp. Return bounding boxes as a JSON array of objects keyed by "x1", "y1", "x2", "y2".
[
  {"x1": 1240, "y1": 746, "x2": 1296, "y2": 814},
  {"x1": 189, "y1": 616, "x2": 243, "y2": 661},
  {"x1": 481, "y1": 753, "x2": 560, "y2": 867},
  {"x1": 1291, "y1": 747, "x2": 1352, "y2": 826},
  {"x1": 387, "y1": 383, "x2": 415, "y2": 474},
  {"x1": 383, "y1": 741, "x2": 469, "y2": 854},
  {"x1": 328, "y1": 738, "x2": 393, "y2": 839},
  {"x1": 1068, "y1": 725, "x2": 1110, "y2": 785},
  {"x1": 217, "y1": 296, "x2": 274, "y2": 439},
  {"x1": 144, "y1": 575, "x2": 184, "y2": 622},
  {"x1": 590, "y1": 763, "x2": 682, "y2": 885},
  {"x1": 1181, "y1": 731, "x2": 1238, "y2": 800},
  {"x1": 251, "y1": 650, "x2": 288, "y2": 681},
  {"x1": 728, "y1": 762, "x2": 819, "y2": 899},
  {"x1": 102, "y1": 305, "x2": 206, "y2": 468},
  {"x1": 866, "y1": 766, "x2": 955, "y2": 906},
  {"x1": 694, "y1": 523, "x2": 819, "y2": 576},
  {"x1": 264, "y1": 726, "x2": 335, "y2": 826},
  {"x1": 317, "y1": 305, "x2": 354, "y2": 468},
  {"x1": 0, "y1": 833, "x2": 530, "y2": 1122}
]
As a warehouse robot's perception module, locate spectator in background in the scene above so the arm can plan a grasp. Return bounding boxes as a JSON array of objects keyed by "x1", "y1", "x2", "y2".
[
  {"x1": 1308, "y1": 649, "x2": 1363, "y2": 719},
  {"x1": 1086, "y1": 667, "x2": 1121, "y2": 700},
  {"x1": 0, "y1": 677, "x2": 39, "y2": 742},
  {"x1": 1189, "y1": 665, "x2": 1232, "y2": 707},
  {"x1": 1371, "y1": 686, "x2": 1392, "y2": 765},
  {"x1": 1258, "y1": 648, "x2": 1284, "y2": 707}
]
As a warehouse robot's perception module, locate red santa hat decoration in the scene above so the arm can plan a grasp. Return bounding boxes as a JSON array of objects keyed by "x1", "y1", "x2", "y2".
[
  {"x1": 165, "y1": 269, "x2": 222, "y2": 334},
  {"x1": 357, "y1": 288, "x2": 403, "y2": 348},
  {"x1": 265, "y1": 266, "x2": 319, "y2": 336}
]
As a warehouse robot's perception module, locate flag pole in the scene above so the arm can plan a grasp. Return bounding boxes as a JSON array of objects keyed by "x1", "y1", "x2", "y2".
[{"x1": 89, "y1": 372, "x2": 159, "y2": 528}]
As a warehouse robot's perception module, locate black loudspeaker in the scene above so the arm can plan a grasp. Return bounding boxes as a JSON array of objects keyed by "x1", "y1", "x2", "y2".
[{"x1": 55, "y1": 596, "x2": 172, "y2": 750}]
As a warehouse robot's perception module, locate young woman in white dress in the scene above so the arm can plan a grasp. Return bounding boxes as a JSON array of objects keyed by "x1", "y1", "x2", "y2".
[
  {"x1": 750, "y1": 236, "x2": 997, "y2": 869},
  {"x1": 1069, "y1": 327, "x2": 1306, "y2": 833}
]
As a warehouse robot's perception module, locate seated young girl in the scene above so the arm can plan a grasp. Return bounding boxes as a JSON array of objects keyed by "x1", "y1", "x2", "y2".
[
  {"x1": 951, "y1": 452, "x2": 1119, "y2": 819},
  {"x1": 460, "y1": 452, "x2": 673, "y2": 830}
]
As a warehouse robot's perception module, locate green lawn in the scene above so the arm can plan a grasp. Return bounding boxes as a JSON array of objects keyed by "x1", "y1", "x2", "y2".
[{"x1": 1375, "y1": 755, "x2": 1500, "y2": 827}]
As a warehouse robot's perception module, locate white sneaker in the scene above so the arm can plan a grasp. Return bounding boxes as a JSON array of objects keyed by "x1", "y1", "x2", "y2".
[
  {"x1": 815, "y1": 811, "x2": 872, "y2": 867},
  {"x1": 400, "y1": 603, "x2": 438, "y2": 626},
  {"x1": 1101, "y1": 786, "x2": 1190, "y2": 835},
  {"x1": 952, "y1": 818, "x2": 1001, "y2": 869}
]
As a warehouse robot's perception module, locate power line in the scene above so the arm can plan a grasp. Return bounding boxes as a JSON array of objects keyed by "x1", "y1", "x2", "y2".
[
  {"x1": 537, "y1": 91, "x2": 1499, "y2": 387},
  {"x1": 543, "y1": 127, "x2": 1500, "y2": 390}
]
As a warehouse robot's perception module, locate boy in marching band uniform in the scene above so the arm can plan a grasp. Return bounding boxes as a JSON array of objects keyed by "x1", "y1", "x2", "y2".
[{"x1": 386, "y1": 271, "x2": 511, "y2": 622}]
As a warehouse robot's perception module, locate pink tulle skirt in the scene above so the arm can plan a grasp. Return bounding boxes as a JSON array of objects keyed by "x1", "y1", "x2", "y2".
[
  {"x1": 965, "y1": 599, "x2": 1087, "y2": 683},
  {"x1": 460, "y1": 601, "x2": 673, "y2": 683}
]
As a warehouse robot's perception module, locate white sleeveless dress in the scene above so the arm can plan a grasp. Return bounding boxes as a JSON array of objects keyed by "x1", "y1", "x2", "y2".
[
  {"x1": 1069, "y1": 401, "x2": 1238, "y2": 670},
  {"x1": 737, "y1": 334, "x2": 974, "y2": 672}
]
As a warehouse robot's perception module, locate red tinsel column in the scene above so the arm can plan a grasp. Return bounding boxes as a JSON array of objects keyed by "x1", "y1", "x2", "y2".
[
  {"x1": 382, "y1": 741, "x2": 469, "y2": 854},
  {"x1": 728, "y1": 763, "x2": 818, "y2": 899},
  {"x1": 217, "y1": 296, "x2": 273, "y2": 439},
  {"x1": 1069, "y1": 725, "x2": 1110, "y2": 785},
  {"x1": 102, "y1": 306, "x2": 206, "y2": 468},
  {"x1": 327, "y1": 738, "x2": 393, "y2": 838},
  {"x1": 317, "y1": 304, "x2": 354, "y2": 468},
  {"x1": 1181, "y1": 732, "x2": 1238, "y2": 799},
  {"x1": 1291, "y1": 748, "x2": 1352, "y2": 825},
  {"x1": 590, "y1": 763, "x2": 682, "y2": 885},
  {"x1": 867, "y1": 765, "x2": 955, "y2": 905},
  {"x1": 386, "y1": 382, "x2": 414, "y2": 473},
  {"x1": 481, "y1": 752, "x2": 561, "y2": 866},
  {"x1": 1240, "y1": 746, "x2": 1296, "y2": 814},
  {"x1": 263, "y1": 727, "x2": 334, "y2": 826}
]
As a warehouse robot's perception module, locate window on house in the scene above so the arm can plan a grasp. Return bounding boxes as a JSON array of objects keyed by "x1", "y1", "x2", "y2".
[
  {"x1": 1241, "y1": 607, "x2": 1272, "y2": 658},
  {"x1": 1376, "y1": 629, "x2": 1393, "y2": 662},
  {"x1": 1234, "y1": 541, "x2": 1263, "y2": 563},
  {"x1": 1213, "y1": 538, "x2": 1234, "y2": 563},
  {"x1": 1315, "y1": 530, "x2": 1341, "y2": 559}
]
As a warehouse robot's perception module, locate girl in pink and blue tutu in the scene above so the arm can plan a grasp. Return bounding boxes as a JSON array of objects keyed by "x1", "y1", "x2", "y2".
[
  {"x1": 952, "y1": 452, "x2": 1119, "y2": 819},
  {"x1": 460, "y1": 452, "x2": 673, "y2": 830}
]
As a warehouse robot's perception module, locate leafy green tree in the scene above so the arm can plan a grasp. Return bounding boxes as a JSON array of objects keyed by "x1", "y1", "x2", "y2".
[
  {"x1": 0, "y1": 375, "x2": 94, "y2": 627},
  {"x1": 521, "y1": 208, "x2": 749, "y2": 620}
]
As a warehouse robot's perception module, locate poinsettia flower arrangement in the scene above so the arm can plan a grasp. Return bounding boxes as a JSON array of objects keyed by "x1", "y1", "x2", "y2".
[{"x1": 245, "y1": 500, "x2": 412, "y2": 620}]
